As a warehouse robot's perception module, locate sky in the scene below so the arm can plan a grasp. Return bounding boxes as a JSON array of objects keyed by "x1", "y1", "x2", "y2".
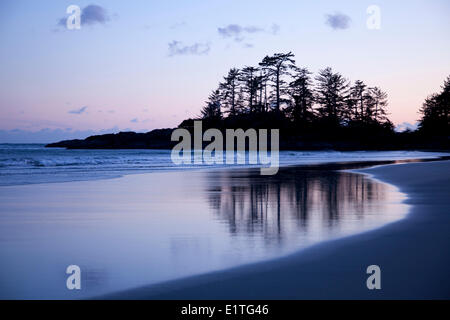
[{"x1": 0, "y1": 0, "x2": 449, "y2": 142}]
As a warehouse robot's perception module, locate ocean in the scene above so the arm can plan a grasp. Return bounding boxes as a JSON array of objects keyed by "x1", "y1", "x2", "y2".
[{"x1": 0, "y1": 144, "x2": 448, "y2": 298}]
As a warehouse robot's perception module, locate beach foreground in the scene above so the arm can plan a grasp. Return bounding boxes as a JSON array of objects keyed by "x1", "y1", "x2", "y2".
[{"x1": 104, "y1": 160, "x2": 450, "y2": 299}]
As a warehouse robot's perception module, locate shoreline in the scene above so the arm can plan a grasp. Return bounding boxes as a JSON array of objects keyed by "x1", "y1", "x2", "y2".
[
  {"x1": 2, "y1": 154, "x2": 449, "y2": 189},
  {"x1": 1, "y1": 156, "x2": 448, "y2": 299},
  {"x1": 101, "y1": 159, "x2": 450, "y2": 299},
  {"x1": 2, "y1": 156, "x2": 410, "y2": 299}
]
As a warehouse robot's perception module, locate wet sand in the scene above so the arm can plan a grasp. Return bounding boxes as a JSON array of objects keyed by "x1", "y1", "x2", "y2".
[
  {"x1": 104, "y1": 160, "x2": 450, "y2": 299},
  {"x1": 0, "y1": 159, "x2": 413, "y2": 299}
]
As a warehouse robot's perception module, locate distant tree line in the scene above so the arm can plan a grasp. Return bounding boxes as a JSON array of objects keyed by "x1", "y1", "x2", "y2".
[
  {"x1": 200, "y1": 52, "x2": 393, "y2": 133},
  {"x1": 46, "y1": 71, "x2": 449, "y2": 150}
]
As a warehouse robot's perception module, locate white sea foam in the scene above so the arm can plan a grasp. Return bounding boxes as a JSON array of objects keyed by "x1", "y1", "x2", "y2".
[{"x1": 0, "y1": 144, "x2": 447, "y2": 186}]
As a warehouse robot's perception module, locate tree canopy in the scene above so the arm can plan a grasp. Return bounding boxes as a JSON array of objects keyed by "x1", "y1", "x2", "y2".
[{"x1": 201, "y1": 52, "x2": 392, "y2": 133}]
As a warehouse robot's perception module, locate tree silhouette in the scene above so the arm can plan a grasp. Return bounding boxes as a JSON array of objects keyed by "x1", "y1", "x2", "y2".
[
  {"x1": 259, "y1": 52, "x2": 295, "y2": 111},
  {"x1": 315, "y1": 67, "x2": 349, "y2": 126},
  {"x1": 348, "y1": 80, "x2": 368, "y2": 122},
  {"x1": 367, "y1": 86, "x2": 388, "y2": 124},
  {"x1": 219, "y1": 68, "x2": 240, "y2": 116},
  {"x1": 198, "y1": 52, "x2": 400, "y2": 142},
  {"x1": 287, "y1": 67, "x2": 315, "y2": 126},
  {"x1": 419, "y1": 75, "x2": 450, "y2": 135},
  {"x1": 254, "y1": 71, "x2": 266, "y2": 113},
  {"x1": 345, "y1": 81, "x2": 389, "y2": 126},
  {"x1": 239, "y1": 66, "x2": 260, "y2": 113},
  {"x1": 201, "y1": 89, "x2": 222, "y2": 119}
]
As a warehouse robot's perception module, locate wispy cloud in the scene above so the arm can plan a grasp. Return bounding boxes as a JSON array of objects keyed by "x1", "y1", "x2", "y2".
[
  {"x1": 57, "y1": 4, "x2": 109, "y2": 28},
  {"x1": 271, "y1": 24, "x2": 280, "y2": 35},
  {"x1": 218, "y1": 24, "x2": 262, "y2": 41},
  {"x1": 170, "y1": 21, "x2": 187, "y2": 29},
  {"x1": 325, "y1": 12, "x2": 351, "y2": 30},
  {"x1": 130, "y1": 118, "x2": 138, "y2": 123},
  {"x1": 168, "y1": 41, "x2": 210, "y2": 56},
  {"x1": 68, "y1": 106, "x2": 88, "y2": 114},
  {"x1": 218, "y1": 23, "x2": 280, "y2": 46}
]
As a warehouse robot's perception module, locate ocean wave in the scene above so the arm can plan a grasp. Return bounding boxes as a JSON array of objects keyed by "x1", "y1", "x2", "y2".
[
  {"x1": 0, "y1": 156, "x2": 166, "y2": 168},
  {"x1": 0, "y1": 145, "x2": 448, "y2": 186}
]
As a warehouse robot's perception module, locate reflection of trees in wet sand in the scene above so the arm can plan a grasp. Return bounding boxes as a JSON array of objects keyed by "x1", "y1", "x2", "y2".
[{"x1": 204, "y1": 167, "x2": 387, "y2": 241}]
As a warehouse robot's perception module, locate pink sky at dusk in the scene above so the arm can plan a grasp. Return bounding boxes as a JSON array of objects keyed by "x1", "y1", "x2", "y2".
[{"x1": 0, "y1": 0, "x2": 449, "y2": 142}]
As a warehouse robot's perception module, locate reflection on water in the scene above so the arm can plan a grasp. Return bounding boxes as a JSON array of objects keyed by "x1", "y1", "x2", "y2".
[
  {"x1": 204, "y1": 165, "x2": 406, "y2": 249},
  {"x1": 0, "y1": 164, "x2": 408, "y2": 299}
]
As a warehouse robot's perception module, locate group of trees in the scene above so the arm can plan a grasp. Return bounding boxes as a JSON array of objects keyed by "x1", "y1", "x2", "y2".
[
  {"x1": 418, "y1": 76, "x2": 450, "y2": 136},
  {"x1": 201, "y1": 52, "x2": 392, "y2": 132}
]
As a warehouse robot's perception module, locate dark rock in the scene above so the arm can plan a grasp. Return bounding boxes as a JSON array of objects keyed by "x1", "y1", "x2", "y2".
[{"x1": 46, "y1": 128, "x2": 175, "y2": 149}]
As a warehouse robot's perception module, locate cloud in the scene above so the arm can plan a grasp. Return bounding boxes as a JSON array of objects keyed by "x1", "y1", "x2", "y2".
[
  {"x1": 130, "y1": 118, "x2": 139, "y2": 123},
  {"x1": 170, "y1": 21, "x2": 187, "y2": 29},
  {"x1": 68, "y1": 106, "x2": 88, "y2": 114},
  {"x1": 81, "y1": 5, "x2": 109, "y2": 25},
  {"x1": 325, "y1": 12, "x2": 351, "y2": 30},
  {"x1": 168, "y1": 41, "x2": 210, "y2": 56},
  {"x1": 270, "y1": 24, "x2": 280, "y2": 35},
  {"x1": 218, "y1": 23, "x2": 280, "y2": 46},
  {"x1": 218, "y1": 24, "x2": 263, "y2": 41},
  {"x1": 57, "y1": 4, "x2": 109, "y2": 28}
]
